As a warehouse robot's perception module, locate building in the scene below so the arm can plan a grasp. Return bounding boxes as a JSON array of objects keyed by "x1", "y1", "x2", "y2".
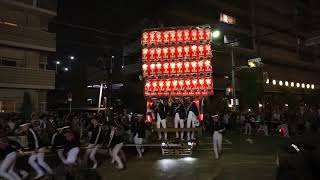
[{"x1": 0, "y1": 0, "x2": 56, "y2": 112}]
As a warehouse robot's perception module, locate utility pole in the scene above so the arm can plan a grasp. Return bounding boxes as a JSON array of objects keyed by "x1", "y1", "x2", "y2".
[
  {"x1": 97, "y1": 82, "x2": 103, "y2": 113},
  {"x1": 231, "y1": 49, "x2": 236, "y2": 109},
  {"x1": 107, "y1": 55, "x2": 114, "y2": 119}
]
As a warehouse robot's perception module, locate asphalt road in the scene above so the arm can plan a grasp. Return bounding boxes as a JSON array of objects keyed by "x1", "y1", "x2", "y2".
[{"x1": 96, "y1": 134, "x2": 291, "y2": 180}]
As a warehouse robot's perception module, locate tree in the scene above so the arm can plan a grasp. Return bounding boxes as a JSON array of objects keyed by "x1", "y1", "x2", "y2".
[{"x1": 20, "y1": 92, "x2": 32, "y2": 120}]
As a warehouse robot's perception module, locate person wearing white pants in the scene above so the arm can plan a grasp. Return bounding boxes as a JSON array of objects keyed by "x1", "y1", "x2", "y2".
[
  {"x1": 186, "y1": 100, "x2": 199, "y2": 140},
  {"x1": 0, "y1": 136, "x2": 23, "y2": 180},
  {"x1": 132, "y1": 114, "x2": 147, "y2": 158},
  {"x1": 85, "y1": 118, "x2": 104, "y2": 169},
  {"x1": 174, "y1": 99, "x2": 187, "y2": 140},
  {"x1": 156, "y1": 100, "x2": 169, "y2": 140},
  {"x1": 20, "y1": 123, "x2": 53, "y2": 179},
  {"x1": 210, "y1": 114, "x2": 225, "y2": 160},
  {"x1": 107, "y1": 127, "x2": 124, "y2": 170},
  {"x1": 244, "y1": 116, "x2": 253, "y2": 135},
  {"x1": 58, "y1": 130, "x2": 80, "y2": 165}
]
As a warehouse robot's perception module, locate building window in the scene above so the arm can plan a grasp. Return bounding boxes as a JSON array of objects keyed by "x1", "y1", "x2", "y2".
[
  {"x1": 224, "y1": 35, "x2": 239, "y2": 46},
  {"x1": 1, "y1": 60, "x2": 17, "y2": 67},
  {"x1": 0, "y1": 101, "x2": 16, "y2": 112},
  {"x1": 0, "y1": 18, "x2": 18, "y2": 27},
  {"x1": 220, "y1": 13, "x2": 236, "y2": 25}
]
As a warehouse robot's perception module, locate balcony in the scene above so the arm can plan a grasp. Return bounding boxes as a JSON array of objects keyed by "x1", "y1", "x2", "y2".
[
  {"x1": 0, "y1": 23, "x2": 56, "y2": 52},
  {"x1": 0, "y1": 66, "x2": 55, "y2": 90}
]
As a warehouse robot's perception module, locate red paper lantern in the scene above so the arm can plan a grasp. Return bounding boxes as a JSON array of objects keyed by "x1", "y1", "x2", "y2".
[
  {"x1": 162, "y1": 47, "x2": 169, "y2": 60},
  {"x1": 198, "y1": 28, "x2": 204, "y2": 41},
  {"x1": 149, "y1": 31, "x2": 156, "y2": 44},
  {"x1": 184, "y1": 62, "x2": 191, "y2": 73},
  {"x1": 176, "y1": 62, "x2": 183, "y2": 75},
  {"x1": 170, "y1": 62, "x2": 177, "y2": 75},
  {"x1": 142, "y1": 64, "x2": 149, "y2": 77},
  {"x1": 168, "y1": 30, "x2": 176, "y2": 44},
  {"x1": 142, "y1": 31, "x2": 149, "y2": 45},
  {"x1": 163, "y1": 63, "x2": 169, "y2": 75},
  {"x1": 197, "y1": 61, "x2": 204, "y2": 73},
  {"x1": 176, "y1": 46, "x2": 183, "y2": 59},
  {"x1": 155, "y1": 31, "x2": 162, "y2": 44},
  {"x1": 155, "y1": 47, "x2": 162, "y2": 60},
  {"x1": 149, "y1": 63, "x2": 156, "y2": 76},
  {"x1": 156, "y1": 63, "x2": 162, "y2": 76},
  {"x1": 183, "y1": 29, "x2": 190, "y2": 42},
  {"x1": 191, "y1": 61, "x2": 197, "y2": 74},
  {"x1": 177, "y1": 29, "x2": 183, "y2": 43},
  {"x1": 204, "y1": 28, "x2": 211, "y2": 41},
  {"x1": 191, "y1": 28, "x2": 198, "y2": 41},
  {"x1": 169, "y1": 46, "x2": 176, "y2": 59},
  {"x1": 204, "y1": 60, "x2": 212, "y2": 72},
  {"x1": 204, "y1": 44, "x2": 212, "y2": 57},
  {"x1": 149, "y1": 48, "x2": 155, "y2": 60},
  {"x1": 142, "y1": 48, "x2": 149, "y2": 61}
]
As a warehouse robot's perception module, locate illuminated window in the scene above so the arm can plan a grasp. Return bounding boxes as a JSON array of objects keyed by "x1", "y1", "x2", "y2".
[
  {"x1": 220, "y1": 13, "x2": 236, "y2": 25},
  {"x1": 224, "y1": 35, "x2": 239, "y2": 46},
  {"x1": 3, "y1": 21, "x2": 17, "y2": 27},
  {"x1": 0, "y1": 101, "x2": 16, "y2": 112}
]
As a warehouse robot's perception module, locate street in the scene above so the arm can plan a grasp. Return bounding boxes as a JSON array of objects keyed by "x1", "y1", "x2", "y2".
[{"x1": 97, "y1": 134, "x2": 292, "y2": 180}]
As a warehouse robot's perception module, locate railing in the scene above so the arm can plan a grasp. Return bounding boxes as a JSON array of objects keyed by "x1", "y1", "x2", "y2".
[{"x1": 0, "y1": 65, "x2": 55, "y2": 89}]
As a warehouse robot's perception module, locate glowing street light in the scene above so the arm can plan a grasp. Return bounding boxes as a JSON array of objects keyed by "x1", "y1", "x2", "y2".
[
  {"x1": 266, "y1": 79, "x2": 269, "y2": 84},
  {"x1": 302, "y1": 83, "x2": 305, "y2": 88},
  {"x1": 64, "y1": 67, "x2": 69, "y2": 72},
  {"x1": 285, "y1": 81, "x2": 289, "y2": 86},
  {"x1": 279, "y1": 80, "x2": 283, "y2": 86},
  {"x1": 69, "y1": 56, "x2": 75, "y2": 70},
  {"x1": 55, "y1": 61, "x2": 60, "y2": 73},
  {"x1": 311, "y1": 84, "x2": 315, "y2": 89},
  {"x1": 290, "y1": 82, "x2": 294, "y2": 87},
  {"x1": 306, "y1": 84, "x2": 310, "y2": 89},
  {"x1": 212, "y1": 30, "x2": 221, "y2": 39},
  {"x1": 272, "y1": 80, "x2": 276, "y2": 85},
  {"x1": 296, "y1": 83, "x2": 300, "y2": 88},
  {"x1": 248, "y1": 61, "x2": 256, "y2": 68}
]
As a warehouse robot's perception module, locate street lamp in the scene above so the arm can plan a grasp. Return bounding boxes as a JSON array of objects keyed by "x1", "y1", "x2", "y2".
[
  {"x1": 69, "y1": 56, "x2": 75, "y2": 70},
  {"x1": 55, "y1": 61, "x2": 60, "y2": 73},
  {"x1": 279, "y1": 80, "x2": 283, "y2": 86},
  {"x1": 272, "y1": 80, "x2": 277, "y2": 85},
  {"x1": 306, "y1": 84, "x2": 310, "y2": 89},
  {"x1": 212, "y1": 30, "x2": 221, "y2": 39},
  {"x1": 64, "y1": 67, "x2": 69, "y2": 72}
]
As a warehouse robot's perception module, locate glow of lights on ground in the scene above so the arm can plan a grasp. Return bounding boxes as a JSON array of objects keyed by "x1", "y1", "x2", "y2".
[{"x1": 157, "y1": 157, "x2": 198, "y2": 171}]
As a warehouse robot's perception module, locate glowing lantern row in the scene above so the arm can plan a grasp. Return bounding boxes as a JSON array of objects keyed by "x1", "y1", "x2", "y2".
[
  {"x1": 142, "y1": 60, "x2": 212, "y2": 77},
  {"x1": 144, "y1": 78, "x2": 213, "y2": 97},
  {"x1": 141, "y1": 27, "x2": 211, "y2": 46},
  {"x1": 142, "y1": 44, "x2": 212, "y2": 62}
]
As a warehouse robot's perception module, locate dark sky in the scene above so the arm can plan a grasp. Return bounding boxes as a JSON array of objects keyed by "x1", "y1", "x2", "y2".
[{"x1": 57, "y1": 0, "x2": 172, "y2": 33}]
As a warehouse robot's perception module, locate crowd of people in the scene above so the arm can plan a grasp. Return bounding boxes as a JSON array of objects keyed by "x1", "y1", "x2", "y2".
[
  {"x1": 0, "y1": 110, "x2": 152, "y2": 180},
  {"x1": 0, "y1": 101, "x2": 319, "y2": 179},
  {"x1": 203, "y1": 104, "x2": 320, "y2": 138}
]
